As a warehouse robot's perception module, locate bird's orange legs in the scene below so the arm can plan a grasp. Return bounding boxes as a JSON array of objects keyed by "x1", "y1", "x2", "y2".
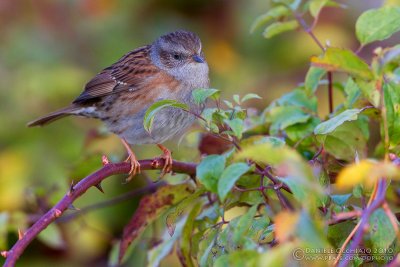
[
  {"x1": 120, "y1": 138, "x2": 140, "y2": 182},
  {"x1": 156, "y1": 144, "x2": 173, "y2": 176},
  {"x1": 120, "y1": 140, "x2": 172, "y2": 181}
]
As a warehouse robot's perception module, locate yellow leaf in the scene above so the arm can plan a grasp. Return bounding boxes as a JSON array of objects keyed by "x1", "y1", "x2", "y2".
[
  {"x1": 274, "y1": 212, "x2": 299, "y2": 242},
  {"x1": 336, "y1": 160, "x2": 400, "y2": 188}
]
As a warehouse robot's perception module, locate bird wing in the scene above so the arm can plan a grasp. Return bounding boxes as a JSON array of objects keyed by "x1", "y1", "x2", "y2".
[{"x1": 73, "y1": 45, "x2": 159, "y2": 104}]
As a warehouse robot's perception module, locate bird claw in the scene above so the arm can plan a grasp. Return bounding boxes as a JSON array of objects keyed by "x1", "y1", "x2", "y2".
[
  {"x1": 125, "y1": 154, "x2": 140, "y2": 182},
  {"x1": 156, "y1": 148, "x2": 173, "y2": 178}
]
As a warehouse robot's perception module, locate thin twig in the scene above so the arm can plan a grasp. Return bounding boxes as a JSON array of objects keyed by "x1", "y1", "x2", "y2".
[
  {"x1": 59, "y1": 182, "x2": 164, "y2": 223},
  {"x1": 328, "y1": 210, "x2": 361, "y2": 225},
  {"x1": 335, "y1": 179, "x2": 387, "y2": 267},
  {"x1": 294, "y1": 14, "x2": 324, "y2": 51},
  {"x1": 327, "y1": 72, "x2": 334, "y2": 113},
  {"x1": 294, "y1": 12, "x2": 336, "y2": 114},
  {"x1": 2, "y1": 159, "x2": 196, "y2": 267}
]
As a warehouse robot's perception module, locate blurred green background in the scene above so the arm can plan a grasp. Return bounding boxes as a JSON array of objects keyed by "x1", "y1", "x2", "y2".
[{"x1": 0, "y1": 0, "x2": 396, "y2": 266}]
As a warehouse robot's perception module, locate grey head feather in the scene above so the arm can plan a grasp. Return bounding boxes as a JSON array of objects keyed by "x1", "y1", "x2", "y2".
[{"x1": 150, "y1": 30, "x2": 209, "y2": 89}]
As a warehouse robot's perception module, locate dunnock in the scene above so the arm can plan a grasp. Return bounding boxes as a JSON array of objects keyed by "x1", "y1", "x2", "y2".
[{"x1": 28, "y1": 30, "x2": 210, "y2": 180}]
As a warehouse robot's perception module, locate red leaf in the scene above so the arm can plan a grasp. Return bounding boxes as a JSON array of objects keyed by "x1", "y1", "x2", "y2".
[{"x1": 119, "y1": 183, "x2": 194, "y2": 262}]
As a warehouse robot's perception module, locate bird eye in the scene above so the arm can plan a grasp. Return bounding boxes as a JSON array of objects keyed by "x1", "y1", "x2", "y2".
[{"x1": 173, "y1": 54, "x2": 183, "y2": 60}]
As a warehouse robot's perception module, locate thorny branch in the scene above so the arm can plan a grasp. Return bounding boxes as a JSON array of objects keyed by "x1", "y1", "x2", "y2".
[{"x1": 2, "y1": 158, "x2": 196, "y2": 267}]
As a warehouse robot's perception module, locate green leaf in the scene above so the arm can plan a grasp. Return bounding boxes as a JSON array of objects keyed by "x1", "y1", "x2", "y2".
[
  {"x1": 309, "y1": 0, "x2": 328, "y2": 18},
  {"x1": 356, "y1": 6, "x2": 400, "y2": 46},
  {"x1": 214, "y1": 250, "x2": 260, "y2": 267},
  {"x1": 267, "y1": 106, "x2": 311, "y2": 135},
  {"x1": 275, "y1": 88, "x2": 318, "y2": 112},
  {"x1": 384, "y1": 83, "x2": 400, "y2": 149},
  {"x1": 279, "y1": 175, "x2": 326, "y2": 207},
  {"x1": 356, "y1": 79, "x2": 380, "y2": 107},
  {"x1": 242, "y1": 93, "x2": 262, "y2": 102},
  {"x1": 198, "y1": 228, "x2": 219, "y2": 267},
  {"x1": 166, "y1": 189, "x2": 205, "y2": 236},
  {"x1": 233, "y1": 94, "x2": 240, "y2": 104},
  {"x1": 369, "y1": 208, "x2": 396, "y2": 251},
  {"x1": 279, "y1": 176, "x2": 308, "y2": 202},
  {"x1": 330, "y1": 194, "x2": 352, "y2": 206},
  {"x1": 232, "y1": 205, "x2": 258, "y2": 244},
  {"x1": 223, "y1": 100, "x2": 234, "y2": 109},
  {"x1": 192, "y1": 88, "x2": 220, "y2": 105},
  {"x1": 218, "y1": 163, "x2": 250, "y2": 201},
  {"x1": 236, "y1": 143, "x2": 303, "y2": 166},
  {"x1": 316, "y1": 119, "x2": 369, "y2": 161},
  {"x1": 247, "y1": 216, "x2": 271, "y2": 242},
  {"x1": 108, "y1": 241, "x2": 121, "y2": 267},
  {"x1": 250, "y1": 5, "x2": 290, "y2": 33},
  {"x1": 148, "y1": 217, "x2": 187, "y2": 267},
  {"x1": 197, "y1": 155, "x2": 226, "y2": 193},
  {"x1": 314, "y1": 108, "x2": 362, "y2": 135},
  {"x1": 311, "y1": 47, "x2": 374, "y2": 80},
  {"x1": 263, "y1": 20, "x2": 299, "y2": 39},
  {"x1": 281, "y1": 0, "x2": 302, "y2": 10},
  {"x1": 201, "y1": 108, "x2": 218, "y2": 124},
  {"x1": 344, "y1": 78, "x2": 361, "y2": 108},
  {"x1": 259, "y1": 243, "x2": 298, "y2": 266},
  {"x1": 241, "y1": 135, "x2": 285, "y2": 148},
  {"x1": 143, "y1": 99, "x2": 188, "y2": 133},
  {"x1": 285, "y1": 117, "x2": 320, "y2": 143},
  {"x1": 224, "y1": 118, "x2": 244, "y2": 139},
  {"x1": 180, "y1": 203, "x2": 203, "y2": 267},
  {"x1": 235, "y1": 143, "x2": 320, "y2": 197},
  {"x1": 305, "y1": 67, "x2": 326, "y2": 94},
  {"x1": 296, "y1": 211, "x2": 329, "y2": 248}
]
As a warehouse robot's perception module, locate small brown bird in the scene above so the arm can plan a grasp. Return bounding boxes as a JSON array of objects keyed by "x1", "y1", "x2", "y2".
[{"x1": 28, "y1": 30, "x2": 210, "y2": 180}]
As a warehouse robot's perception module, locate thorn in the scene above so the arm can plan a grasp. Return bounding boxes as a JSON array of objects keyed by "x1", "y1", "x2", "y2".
[
  {"x1": 68, "y1": 204, "x2": 80, "y2": 211},
  {"x1": 18, "y1": 229, "x2": 24, "y2": 240},
  {"x1": 151, "y1": 158, "x2": 160, "y2": 168},
  {"x1": 1, "y1": 251, "x2": 8, "y2": 258},
  {"x1": 95, "y1": 183, "x2": 105, "y2": 193},
  {"x1": 53, "y1": 209, "x2": 62, "y2": 218},
  {"x1": 102, "y1": 155, "x2": 110, "y2": 166},
  {"x1": 68, "y1": 180, "x2": 75, "y2": 196}
]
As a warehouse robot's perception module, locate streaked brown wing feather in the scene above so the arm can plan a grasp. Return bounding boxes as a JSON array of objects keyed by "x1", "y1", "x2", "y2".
[{"x1": 73, "y1": 45, "x2": 158, "y2": 103}]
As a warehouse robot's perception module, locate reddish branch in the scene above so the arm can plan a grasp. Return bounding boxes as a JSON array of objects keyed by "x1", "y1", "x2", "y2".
[
  {"x1": 2, "y1": 159, "x2": 196, "y2": 267},
  {"x1": 294, "y1": 12, "x2": 335, "y2": 114},
  {"x1": 336, "y1": 179, "x2": 387, "y2": 267},
  {"x1": 328, "y1": 210, "x2": 362, "y2": 225}
]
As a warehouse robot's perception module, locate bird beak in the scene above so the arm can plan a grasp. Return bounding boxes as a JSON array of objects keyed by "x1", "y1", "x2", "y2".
[{"x1": 192, "y1": 55, "x2": 205, "y2": 63}]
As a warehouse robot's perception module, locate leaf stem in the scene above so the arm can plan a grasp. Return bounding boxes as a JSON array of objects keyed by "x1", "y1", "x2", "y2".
[
  {"x1": 294, "y1": 14, "x2": 324, "y2": 51},
  {"x1": 327, "y1": 72, "x2": 334, "y2": 113},
  {"x1": 294, "y1": 12, "x2": 335, "y2": 114}
]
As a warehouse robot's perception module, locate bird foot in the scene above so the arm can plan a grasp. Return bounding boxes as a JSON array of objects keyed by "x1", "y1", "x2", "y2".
[
  {"x1": 125, "y1": 153, "x2": 141, "y2": 182},
  {"x1": 154, "y1": 145, "x2": 173, "y2": 177},
  {"x1": 120, "y1": 138, "x2": 140, "y2": 182}
]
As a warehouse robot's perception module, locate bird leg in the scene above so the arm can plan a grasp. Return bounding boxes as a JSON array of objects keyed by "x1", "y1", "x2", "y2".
[
  {"x1": 120, "y1": 138, "x2": 140, "y2": 182},
  {"x1": 155, "y1": 144, "x2": 173, "y2": 176}
]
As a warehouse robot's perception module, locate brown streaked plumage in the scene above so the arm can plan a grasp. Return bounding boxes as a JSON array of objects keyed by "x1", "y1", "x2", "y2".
[{"x1": 28, "y1": 30, "x2": 210, "y2": 181}]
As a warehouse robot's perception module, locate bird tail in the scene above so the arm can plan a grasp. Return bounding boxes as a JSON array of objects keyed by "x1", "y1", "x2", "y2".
[{"x1": 27, "y1": 105, "x2": 81, "y2": 127}]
